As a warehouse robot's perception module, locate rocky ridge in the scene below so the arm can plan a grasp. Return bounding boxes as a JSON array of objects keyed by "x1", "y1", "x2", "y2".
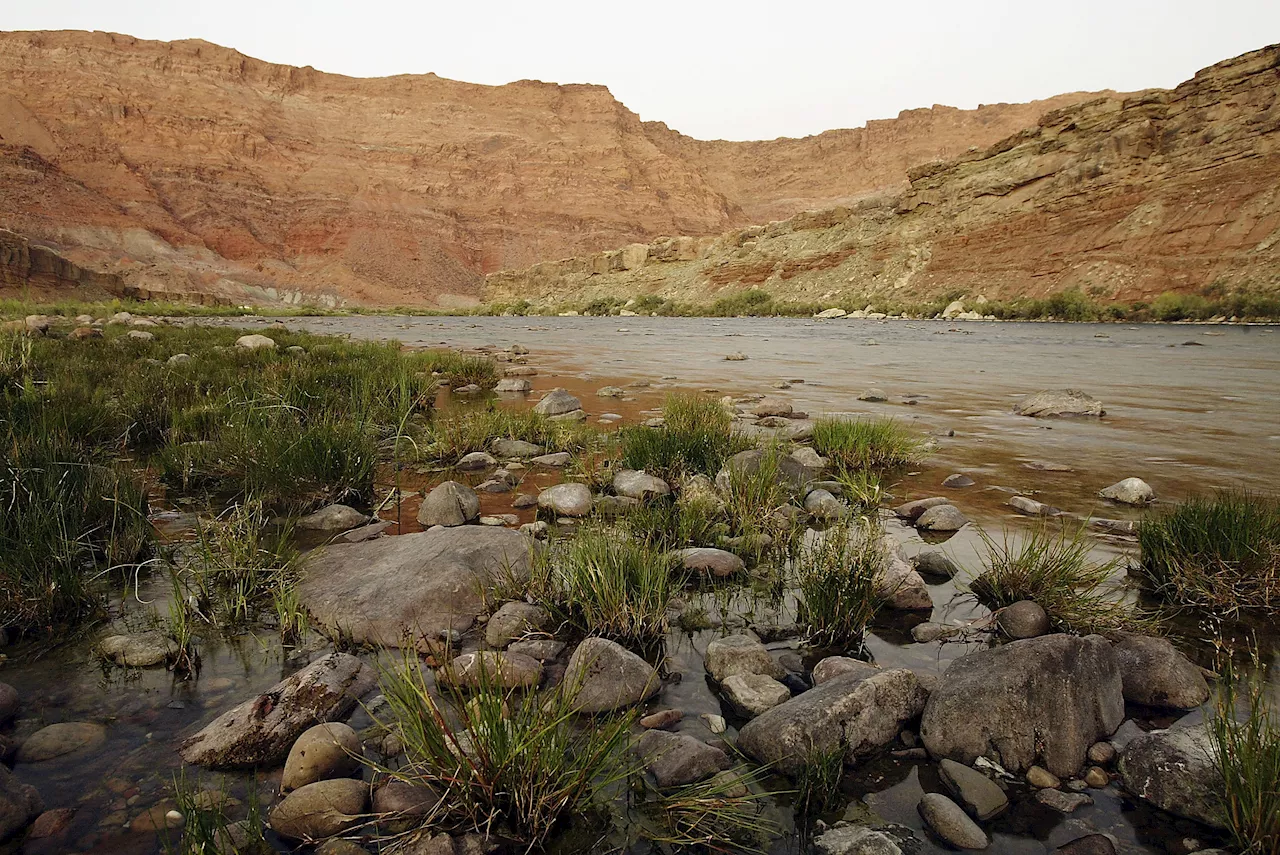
[
  {"x1": 486, "y1": 45, "x2": 1280, "y2": 308},
  {"x1": 0, "y1": 30, "x2": 1102, "y2": 307}
]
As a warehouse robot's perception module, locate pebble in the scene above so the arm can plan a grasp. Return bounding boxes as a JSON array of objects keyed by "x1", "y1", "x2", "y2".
[
  {"x1": 1087, "y1": 741, "x2": 1117, "y2": 766},
  {"x1": 1035, "y1": 788, "x2": 1093, "y2": 813},
  {"x1": 1084, "y1": 766, "x2": 1109, "y2": 788},
  {"x1": 1026, "y1": 765, "x2": 1061, "y2": 789},
  {"x1": 700, "y1": 713, "x2": 727, "y2": 734},
  {"x1": 639, "y1": 709, "x2": 683, "y2": 730}
]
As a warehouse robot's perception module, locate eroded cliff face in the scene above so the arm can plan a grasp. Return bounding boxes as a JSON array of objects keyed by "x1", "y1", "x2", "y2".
[
  {"x1": 486, "y1": 46, "x2": 1280, "y2": 308},
  {"x1": 0, "y1": 30, "x2": 1106, "y2": 306}
]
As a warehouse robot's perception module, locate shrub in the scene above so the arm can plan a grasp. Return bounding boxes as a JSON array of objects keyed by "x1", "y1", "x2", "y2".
[
  {"x1": 810, "y1": 417, "x2": 921, "y2": 472},
  {"x1": 376, "y1": 652, "x2": 637, "y2": 846},
  {"x1": 1135, "y1": 492, "x2": 1280, "y2": 616},
  {"x1": 971, "y1": 524, "x2": 1148, "y2": 634},
  {"x1": 532, "y1": 528, "x2": 684, "y2": 647},
  {"x1": 795, "y1": 522, "x2": 883, "y2": 647}
]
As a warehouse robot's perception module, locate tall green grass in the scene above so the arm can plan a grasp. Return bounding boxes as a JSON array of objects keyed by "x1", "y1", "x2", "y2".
[
  {"x1": 810, "y1": 417, "x2": 921, "y2": 472},
  {"x1": 971, "y1": 524, "x2": 1147, "y2": 634},
  {"x1": 1209, "y1": 648, "x2": 1279, "y2": 855},
  {"x1": 619, "y1": 394, "x2": 750, "y2": 484},
  {"x1": 795, "y1": 523, "x2": 883, "y2": 647},
  {"x1": 376, "y1": 651, "x2": 638, "y2": 847},
  {"x1": 1136, "y1": 492, "x2": 1280, "y2": 616},
  {"x1": 531, "y1": 528, "x2": 685, "y2": 648}
]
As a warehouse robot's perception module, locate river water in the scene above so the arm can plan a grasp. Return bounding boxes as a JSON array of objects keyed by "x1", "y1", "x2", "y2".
[{"x1": 3, "y1": 315, "x2": 1277, "y2": 855}]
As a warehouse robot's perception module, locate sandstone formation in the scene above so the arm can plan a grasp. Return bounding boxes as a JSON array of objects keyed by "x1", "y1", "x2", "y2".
[
  {"x1": 0, "y1": 30, "x2": 1106, "y2": 307},
  {"x1": 487, "y1": 46, "x2": 1280, "y2": 309}
]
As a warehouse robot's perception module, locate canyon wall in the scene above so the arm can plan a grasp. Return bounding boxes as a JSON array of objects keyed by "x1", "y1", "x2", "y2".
[
  {"x1": 486, "y1": 45, "x2": 1280, "y2": 308},
  {"x1": 0, "y1": 30, "x2": 1104, "y2": 306}
]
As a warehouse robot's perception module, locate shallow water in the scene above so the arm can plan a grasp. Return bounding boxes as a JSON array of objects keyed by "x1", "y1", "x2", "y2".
[{"x1": 3, "y1": 315, "x2": 1276, "y2": 854}]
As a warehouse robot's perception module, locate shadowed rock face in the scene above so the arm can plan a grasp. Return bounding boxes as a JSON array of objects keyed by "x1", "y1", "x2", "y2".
[
  {"x1": 297, "y1": 527, "x2": 537, "y2": 649},
  {"x1": 488, "y1": 45, "x2": 1280, "y2": 309},
  {"x1": 0, "y1": 30, "x2": 1102, "y2": 307}
]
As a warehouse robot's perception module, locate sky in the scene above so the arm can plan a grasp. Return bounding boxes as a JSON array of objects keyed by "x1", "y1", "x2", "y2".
[{"x1": 6, "y1": 0, "x2": 1280, "y2": 141}]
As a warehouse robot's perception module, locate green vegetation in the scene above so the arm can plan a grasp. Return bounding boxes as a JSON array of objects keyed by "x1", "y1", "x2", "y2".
[
  {"x1": 619, "y1": 394, "x2": 750, "y2": 484},
  {"x1": 794, "y1": 522, "x2": 883, "y2": 647},
  {"x1": 1209, "y1": 648, "x2": 1279, "y2": 855},
  {"x1": 643, "y1": 769, "x2": 778, "y2": 852},
  {"x1": 1136, "y1": 491, "x2": 1280, "y2": 616},
  {"x1": 795, "y1": 744, "x2": 846, "y2": 816},
  {"x1": 162, "y1": 772, "x2": 270, "y2": 855},
  {"x1": 423, "y1": 405, "x2": 590, "y2": 465},
  {"x1": 811, "y1": 417, "x2": 922, "y2": 472},
  {"x1": 532, "y1": 528, "x2": 685, "y2": 647},
  {"x1": 376, "y1": 652, "x2": 638, "y2": 847},
  {"x1": 970, "y1": 524, "x2": 1147, "y2": 634}
]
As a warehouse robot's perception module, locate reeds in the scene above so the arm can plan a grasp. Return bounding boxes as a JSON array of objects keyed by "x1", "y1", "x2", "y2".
[
  {"x1": 794, "y1": 522, "x2": 883, "y2": 648},
  {"x1": 1136, "y1": 491, "x2": 1280, "y2": 616},
  {"x1": 619, "y1": 394, "x2": 749, "y2": 483},
  {"x1": 810, "y1": 417, "x2": 921, "y2": 472},
  {"x1": 1209, "y1": 646, "x2": 1279, "y2": 855},
  {"x1": 970, "y1": 524, "x2": 1148, "y2": 634}
]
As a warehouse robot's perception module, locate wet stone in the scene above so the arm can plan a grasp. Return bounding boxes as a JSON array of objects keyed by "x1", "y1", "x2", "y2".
[
  {"x1": 1035, "y1": 788, "x2": 1093, "y2": 813},
  {"x1": 918, "y1": 793, "x2": 988, "y2": 850}
]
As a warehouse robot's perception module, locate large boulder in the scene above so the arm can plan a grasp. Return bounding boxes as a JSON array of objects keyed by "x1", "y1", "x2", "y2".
[
  {"x1": 282, "y1": 723, "x2": 363, "y2": 792},
  {"x1": 1112, "y1": 633, "x2": 1210, "y2": 710},
  {"x1": 634, "y1": 730, "x2": 730, "y2": 788},
  {"x1": 270, "y1": 778, "x2": 368, "y2": 841},
  {"x1": 613, "y1": 470, "x2": 671, "y2": 500},
  {"x1": 179, "y1": 653, "x2": 376, "y2": 768},
  {"x1": 298, "y1": 527, "x2": 536, "y2": 649},
  {"x1": 705, "y1": 634, "x2": 785, "y2": 682},
  {"x1": 0, "y1": 765, "x2": 43, "y2": 842},
  {"x1": 418, "y1": 481, "x2": 481, "y2": 527},
  {"x1": 737, "y1": 669, "x2": 929, "y2": 774},
  {"x1": 532, "y1": 388, "x2": 582, "y2": 416},
  {"x1": 537, "y1": 483, "x2": 593, "y2": 517},
  {"x1": 1013, "y1": 390, "x2": 1105, "y2": 418},
  {"x1": 1117, "y1": 724, "x2": 1224, "y2": 828},
  {"x1": 920, "y1": 634, "x2": 1123, "y2": 777},
  {"x1": 564, "y1": 638, "x2": 661, "y2": 712}
]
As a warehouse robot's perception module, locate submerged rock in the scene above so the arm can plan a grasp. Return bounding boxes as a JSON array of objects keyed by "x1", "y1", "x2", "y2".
[
  {"x1": 0, "y1": 765, "x2": 43, "y2": 841},
  {"x1": 942, "y1": 473, "x2": 975, "y2": 488},
  {"x1": 1098, "y1": 477, "x2": 1155, "y2": 506},
  {"x1": 298, "y1": 527, "x2": 536, "y2": 648},
  {"x1": 920, "y1": 634, "x2": 1123, "y2": 777},
  {"x1": 270, "y1": 778, "x2": 367, "y2": 841},
  {"x1": 418, "y1": 481, "x2": 481, "y2": 527},
  {"x1": 814, "y1": 825, "x2": 904, "y2": 855},
  {"x1": 705, "y1": 634, "x2": 785, "y2": 682},
  {"x1": 911, "y1": 551, "x2": 958, "y2": 581},
  {"x1": 1008, "y1": 496, "x2": 1060, "y2": 517},
  {"x1": 16, "y1": 723, "x2": 107, "y2": 763},
  {"x1": 1112, "y1": 633, "x2": 1210, "y2": 710},
  {"x1": 282, "y1": 723, "x2": 363, "y2": 792},
  {"x1": 180, "y1": 653, "x2": 375, "y2": 768},
  {"x1": 738, "y1": 669, "x2": 929, "y2": 774},
  {"x1": 894, "y1": 497, "x2": 950, "y2": 521},
  {"x1": 297, "y1": 504, "x2": 370, "y2": 532},
  {"x1": 99, "y1": 631, "x2": 179, "y2": 667},
  {"x1": 564, "y1": 638, "x2": 660, "y2": 712},
  {"x1": 537, "y1": 483, "x2": 592, "y2": 517},
  {"x1": 1118, "y1": 724, "x2": 1223, "y2": 828},
  {"x1": 1013, "y1": 390, "x2": 1105, "y2": 418},
  {"x1": 915, "y1": 504, "x2": 968, "y2": 532},
  {"x1": 634, "y1": 730, "x2": 730, "y2": 788}
]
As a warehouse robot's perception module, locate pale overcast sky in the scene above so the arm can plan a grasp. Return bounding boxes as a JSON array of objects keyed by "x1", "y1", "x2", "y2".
[{"x1": 7, "y1": 0, "x2": 1279, "y2": 140}]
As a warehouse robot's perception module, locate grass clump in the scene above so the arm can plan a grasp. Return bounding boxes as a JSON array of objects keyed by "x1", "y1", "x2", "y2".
[
  {"x1": 619, "y1": 394, "x2": 750, "y2": 484},
  {"x1": 377, "y1": 652, "x2": 637, "y2": 847},
  {"x1": 971, "y1": 524, "x2": 1147, "y2": 634},
  {"x1": 161, "y1": 771, "x2": 269, "y2": 855},
  {"x1": 1135, "y1": 491, "x2": 1280, "y2": 616},
  {"x1": 810, "y1": 417, "x2": 921, "y2": 472},
  {"x1": 1209, "y1": 647, "x2": 1279, "y2": 855},
  {"x1": 795, "y1": 744, "x2": 846, "y2": 816},
  {"x1": 643, "y1": 769, "x2": 778, "y2": 852},
  {"x1": 532, "y1": 528, "x2": 684, "y2": 648},
  {"x1": 426, "y1": 406, "x2": 594, "y2": 465},
  {"x1": 795, "y1": 522, "x2": 883, "y2": 648}
]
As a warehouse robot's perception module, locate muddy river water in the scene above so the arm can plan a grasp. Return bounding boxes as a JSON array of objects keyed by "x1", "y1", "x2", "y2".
[{"x1": 3, "y1": 316, "x2": 1277, "y2": 855}]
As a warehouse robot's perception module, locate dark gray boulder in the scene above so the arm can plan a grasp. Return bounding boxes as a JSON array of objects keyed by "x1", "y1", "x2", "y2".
[
  {"x1": 564, "y1": 638, "x2": 660, "y2": 712},
  {"x1": 1117, "y1": 724, "x2": 1224, "y2": 828},
  {"x1": 920, "y1": 634, "x2": 1123, "y2": 777},
  {"x1": 1112, "y1": 633, "x2": 1210, "y2": 710},
  {"x1": 633, "y1": 730, "x2": 730, "y2": 787}
]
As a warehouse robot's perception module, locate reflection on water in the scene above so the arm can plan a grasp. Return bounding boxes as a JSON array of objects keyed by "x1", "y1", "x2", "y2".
[{"x1": 4, "y1": 315, "x2": 1276, "y2": 853}]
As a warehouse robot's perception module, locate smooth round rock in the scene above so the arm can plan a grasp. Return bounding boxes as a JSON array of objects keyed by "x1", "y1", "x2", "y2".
[
  {"x1": 1087, "y1": 741, "x2": 1117, "y2": 766},
  {"x1": 297, "y1": 504, "x2": 370, "y2": 532},
  {"x1": 417, "y1": 481, "x2": 480, "y2": 527},
  {"x1": 532, "y1": 388, "x2": 582, "y2": 416},
  {"x1": 270, "y1": 778, "x2": 368, "y2": 841},
  {"x1": 918, "y1": 792, "x2": 989, "y2": 850},
  {"x1": 997, "y1": 601, "x2": 1051, "y2": 639},
  {"x1": 16, "y1": 723, "x2": 107, "y2": 763},
  {"x1": 912, "y1": 551, "x2": 958, "y2": 581},
  {"x1": 1055, "y1": 835, "x2": 1117, "y2": 855},
  {"x1": 1084, "y1": 766, "x2": 1109, "y2": 788},
  {"x1": 1098, "y1": 477, "x2": 1155, "y2": 506},
  {"x1": 537, "y1": 483, "x2": 592, "y2": 517},
  {"x1": 916, "y1": 504, "x2": 969, "y2": 532},
  {"x1": 282, "y1": 723, "x2": 363, "y2": 792},
  {"x1": 1026, "y1": 765, "x2": 1061, "y2": 789},
  {"x1": 943, "y1": 473, "x2": 975, "y2": 488},
  {"x1": 446, "y1": 651, "x2": 542, "y2": 690},
  {"x1": 235, "y1": 334, "x2": 277, "y2": 350},
  {"x1": 676, "y1": 547, "x2": 745, "y2": 578},
  {"x1": 939, "y1": 758, "x2": 1009, "y2": 820}
]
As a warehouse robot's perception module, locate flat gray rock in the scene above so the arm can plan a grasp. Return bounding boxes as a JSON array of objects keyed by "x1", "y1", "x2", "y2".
[
  {"x1": 298, "y1": 527, "x2": 536, "y2": 648},
  {"x1": 918, "y1": 793, "x2": 988, "y2": 850},
  {"x1": 634, "y1": 730, "x2": 729, "y2": 788},
  {"x1": 939, "y1": 759, "x2": 1008, "y2": 820},
  {"x1": 1013, "y1": 389, "x2": 1105, "y2": 418}
]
